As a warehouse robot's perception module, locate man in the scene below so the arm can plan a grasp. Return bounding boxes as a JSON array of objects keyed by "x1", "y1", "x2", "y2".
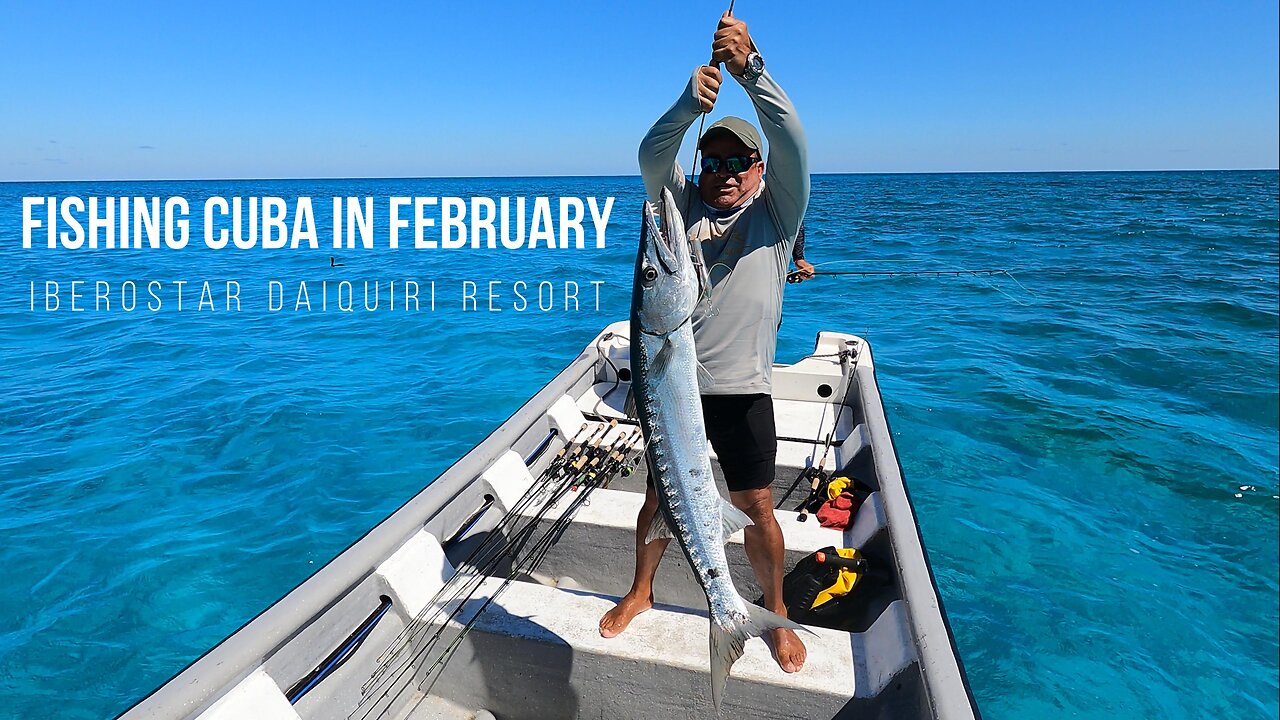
[{"x1": 598, "y1": 12, "x2": 809, "y2": 674}]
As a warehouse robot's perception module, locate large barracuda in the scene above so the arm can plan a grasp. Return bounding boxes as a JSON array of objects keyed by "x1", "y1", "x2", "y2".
[{"x1": 630, "y1": 187, "x2": 804, "y2": 708}]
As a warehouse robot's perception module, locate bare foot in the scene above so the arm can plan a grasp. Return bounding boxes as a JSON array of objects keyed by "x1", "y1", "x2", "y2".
[
  {"x1": 598, "y1": 592, "x2": 652, "y2": 638},
  {"x1": 769, "y1": 628, "x2": 807, "y2": 673}
]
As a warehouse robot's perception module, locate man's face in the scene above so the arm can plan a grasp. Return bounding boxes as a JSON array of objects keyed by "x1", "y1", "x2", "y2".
[{"x1": 698, "y1": 132, "x2": 763, "y2": 210}]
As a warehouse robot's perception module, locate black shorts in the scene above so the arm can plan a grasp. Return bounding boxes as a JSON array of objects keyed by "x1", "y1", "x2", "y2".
[
  {"x1": 702, "y1": 394, "x2": 778, "y2": 492},
  {"x1": 643, "y1": 394, "x2": 777, "y2": 493}
]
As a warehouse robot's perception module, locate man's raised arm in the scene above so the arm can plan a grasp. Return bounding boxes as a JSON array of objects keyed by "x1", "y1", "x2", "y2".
[
  {"x1": 638, "y1": 67, "x2": 723, "y2": 207},
  {"x1": 741, "y1": 68, "x2": 808, "y2": 240},
  {"x1": 713, "y1": 13, "x2": 808, "y2": 241}
]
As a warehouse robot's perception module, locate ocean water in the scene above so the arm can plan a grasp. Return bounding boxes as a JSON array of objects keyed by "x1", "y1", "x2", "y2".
[{"x1": 0, "y1": 171, "x2": 1276, "y2": 719}]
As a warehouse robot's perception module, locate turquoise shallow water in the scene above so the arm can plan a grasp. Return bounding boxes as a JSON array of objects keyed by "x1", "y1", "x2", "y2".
[{"x1": 1, "y1": 171, "x2": 1276, "y2": 719}]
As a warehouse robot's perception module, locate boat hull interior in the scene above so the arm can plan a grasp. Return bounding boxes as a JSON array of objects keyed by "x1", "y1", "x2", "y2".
[{"x1": 119, "y1": 323, "x2": 978, "y2": 720}]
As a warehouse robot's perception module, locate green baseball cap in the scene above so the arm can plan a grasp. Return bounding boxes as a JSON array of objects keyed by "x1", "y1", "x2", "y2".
[{"x1": 698, "y1": 116, "x2": 763, "y2": 154}]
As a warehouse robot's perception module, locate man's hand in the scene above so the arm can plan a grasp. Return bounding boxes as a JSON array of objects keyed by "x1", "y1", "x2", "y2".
[
  {"x1": 693, "y1": 65, "x2": 722, "y2": 113},
  {"x1": 794, "y1": 258, "x2": 816, "y2": 281},
  {"x1": 712, "y1": 12, "x2": 755, "y2": 77}
]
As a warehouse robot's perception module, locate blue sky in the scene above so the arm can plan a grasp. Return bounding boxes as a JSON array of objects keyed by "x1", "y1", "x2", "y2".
[{"x1": 2, "y1": 1, "x2": 1276, "y2": 180}]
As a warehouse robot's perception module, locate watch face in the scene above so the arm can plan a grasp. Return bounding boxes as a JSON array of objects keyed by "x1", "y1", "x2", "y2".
[{"x1": 748, "y1": 54, "x2": 764, "y2": 75}]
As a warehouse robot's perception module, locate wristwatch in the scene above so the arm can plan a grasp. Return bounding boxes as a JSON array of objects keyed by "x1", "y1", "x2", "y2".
[{"x1": 741, "y1": 52, "x2": 765, "y2": 81}]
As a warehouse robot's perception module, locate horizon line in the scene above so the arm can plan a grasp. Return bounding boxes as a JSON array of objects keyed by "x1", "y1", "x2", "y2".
[{"x1": 2, "y1": 167, "x2": 1276, "y2": 185}]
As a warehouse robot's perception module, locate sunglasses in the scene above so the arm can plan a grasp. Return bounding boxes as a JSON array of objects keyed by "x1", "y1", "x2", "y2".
[{"x1": 700, "y1": 155, "x2": 759, "y2": 175}]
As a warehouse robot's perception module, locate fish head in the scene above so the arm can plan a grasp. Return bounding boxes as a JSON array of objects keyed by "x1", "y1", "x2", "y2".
[{"x1": 633, "y1": 187, "x2": 698, "y2": 336}]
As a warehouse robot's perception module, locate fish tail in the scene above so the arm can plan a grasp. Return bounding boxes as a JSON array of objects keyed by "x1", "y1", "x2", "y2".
[{"x1": 708, "y1": 600, "x2": 807, "y2": 709}]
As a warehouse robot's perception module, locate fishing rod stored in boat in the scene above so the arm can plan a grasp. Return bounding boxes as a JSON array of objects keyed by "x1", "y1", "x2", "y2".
[
  {"x1": 284, "y1": 595, "x2": 394, "y2": 705},
  {"x1": 409, "y1": 425, "x2": 645, "y2": 700},
  {"x1": 570, "y1": 429, "x2": 633, "y2": 490},
  {"x1": 355, "y1": 420, "x2": 644, "y2": 720},
  {"x1": 446, "y1": 423, "x2": 593, "y2": 548},
  {"x1": 360, "y1": 425, "x2": 614, "y2": 716},
  {"x1": 522, "y1": 426, "x2": 562, "y2": 466},
  {"x1": 543, "y1": 422, "x2": 614, "y2": 491}
]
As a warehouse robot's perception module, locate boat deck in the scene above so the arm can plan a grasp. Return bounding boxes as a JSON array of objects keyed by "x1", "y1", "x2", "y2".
[
  {"x1": 385, "y1": 483, "x2": 914, "y2": 719},
  {"x1": 374, "y1": 372, "x2": 923, "y2": 718},
  {"x1": 120, "y1": 328, "x2": 974, "y2": 720}
]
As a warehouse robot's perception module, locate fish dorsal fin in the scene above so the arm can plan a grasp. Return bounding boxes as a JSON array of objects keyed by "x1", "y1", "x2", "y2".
[
  {"x1": 720, "y1": 500, "x2": 752, "y2": 539},
  {"x1": 644, "y1": 510, "x2": 676, "y2": 544}
]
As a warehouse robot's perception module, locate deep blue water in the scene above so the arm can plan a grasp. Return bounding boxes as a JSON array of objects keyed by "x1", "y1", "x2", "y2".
[{"x1": 1, "y1": 171, "x2": 1276, "y2": 719}]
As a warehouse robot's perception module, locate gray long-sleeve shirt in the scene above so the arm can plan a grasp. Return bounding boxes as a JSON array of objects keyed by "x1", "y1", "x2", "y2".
[{"x1": 638, "y1": 67, "x2": 809, "y2": 394}]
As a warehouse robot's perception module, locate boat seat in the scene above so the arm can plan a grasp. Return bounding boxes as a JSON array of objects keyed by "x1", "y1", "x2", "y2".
[
  {"x1": 426, "y1": 576, "x2": 871, "y2": 720},
  {"x1": 193, "y1": 668, "x2": 301, "y2": 720},
  {"x1": 516, "y1": 487, "x2": 871, "y2": 609},
  {"x1": 577, "y1": 382, "x2": 629, "y2": 420},
  {"x1": 846, "y1": 491, "x2": 887, "y2": 550},
  {"x1": 576, "y1": 386, "x2": 866, "y2": 473},
  {"x1": 773, "y1": 396, "x2": 855, "y2": 443}
]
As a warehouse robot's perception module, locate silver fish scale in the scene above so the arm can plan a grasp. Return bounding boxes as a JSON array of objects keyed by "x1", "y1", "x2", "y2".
[{"x1": 635, "y1": 327, "x2": 748, "y2": 631}]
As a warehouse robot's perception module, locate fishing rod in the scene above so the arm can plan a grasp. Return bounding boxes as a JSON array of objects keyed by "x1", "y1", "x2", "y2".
[
  {"x1": 787, "y1": 268, "x2": 1009, "y2": 283},
  {"x1": 523, "y1": 429, "x2": 643, "y2": 573},
  {"x1": 411, "y1": 426, "x2": 645, "y2": 702},
  {"x1": 361, "y1": 424, "x2": 609, "y2": 711},
  {"x1": 573, "y1": 428, "x2": 642, "y2": 491},
  {"x1": 542, "y1": 425, "x2": 604, "y2": 481},
  {"x1": 604, "y1": 430, "x2": 646, "y2": 486},
  {"x1": 568, "y1": 426, "x2": 632, "y2": 490},
  {"x1": 520, "y1": 431, "x2": 642, "y2": 577},
  {"x1": 545, "y1": 421, "x2": 615, "y2": 492},
  {"x1": 360, "y1": 421, "x2": 640, "y2": 719},
  {"x1": 787, "y1": 265, "x2": 1036, "y2": 306},
  {"x1": 404, "y1": 425, "x2": 645, "y2": 702}
]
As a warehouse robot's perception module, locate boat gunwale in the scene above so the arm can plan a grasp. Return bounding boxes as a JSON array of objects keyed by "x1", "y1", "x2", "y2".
[
  {"x1": 855, "y1": 349, "x2": 983, "y2": 720},
  {"x1": 116, "y1": 340, "x2": 604, "y2": 720}
]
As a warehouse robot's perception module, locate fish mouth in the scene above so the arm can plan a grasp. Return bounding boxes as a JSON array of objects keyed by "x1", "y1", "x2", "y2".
[
  {"x1": 657, "y1": 192, "x2": 685, "y2": 251},
  {"x1": 648, "y1": 200, "x2": 680, "y2": 275},
  {"x1": 658, "y1": 188, "x2": 709, "y2": 300}
]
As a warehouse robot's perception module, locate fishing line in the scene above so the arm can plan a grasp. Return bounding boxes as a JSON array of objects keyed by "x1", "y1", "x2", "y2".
[
  {"x1": 689, "y1": 260, "x2": 739, "y2": 320},
  {"x1": 1000, "y1": 270, "x2": 1033, "y2": 295},
  {"x1": 786, "y1": 265, "x2": 1037, "y2": 305},
  {"x1": 593, "y1": 334, "x2": 624, "y2": 417},
  {"x1": 683, "y1": 0, "x2": 737, "y2": 223},
  {"x1": 805, "y1": 269, "x2": 1005, "y2": 277},
  {"x1": 811, "y1": 259, "x2": 924, "y2": 267},
  {"x1": 971, "y1": 271, "x2": 1033, "y2": 307}
]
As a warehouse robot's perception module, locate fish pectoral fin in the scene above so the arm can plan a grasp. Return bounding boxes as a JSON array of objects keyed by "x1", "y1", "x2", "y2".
[
  {"x1": 696, "y1": 361, "x2": 716, "y2": 391},
  {"x1": 649, "y1": 336, "x2": 675, "y2": 380},
  {"x1": 709, "y1": 602, "x2": 811, "y2": 709},
  {"x1": 644, "y1": 511, "x2": 676, "y2": 544},
  {"x1": 720, "y1": 500, "x2": 752, "y2": 540}
]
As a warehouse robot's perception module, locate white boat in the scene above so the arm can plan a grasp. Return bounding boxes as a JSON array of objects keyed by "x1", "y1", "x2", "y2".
[{"x1": 118, "y1": 323, "x2": 981, "y2": 720}]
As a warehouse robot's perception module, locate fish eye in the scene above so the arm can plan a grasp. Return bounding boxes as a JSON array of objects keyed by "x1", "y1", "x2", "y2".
[{"x1": 643, "y1": 267, "x2": 658, "y2": 282}]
